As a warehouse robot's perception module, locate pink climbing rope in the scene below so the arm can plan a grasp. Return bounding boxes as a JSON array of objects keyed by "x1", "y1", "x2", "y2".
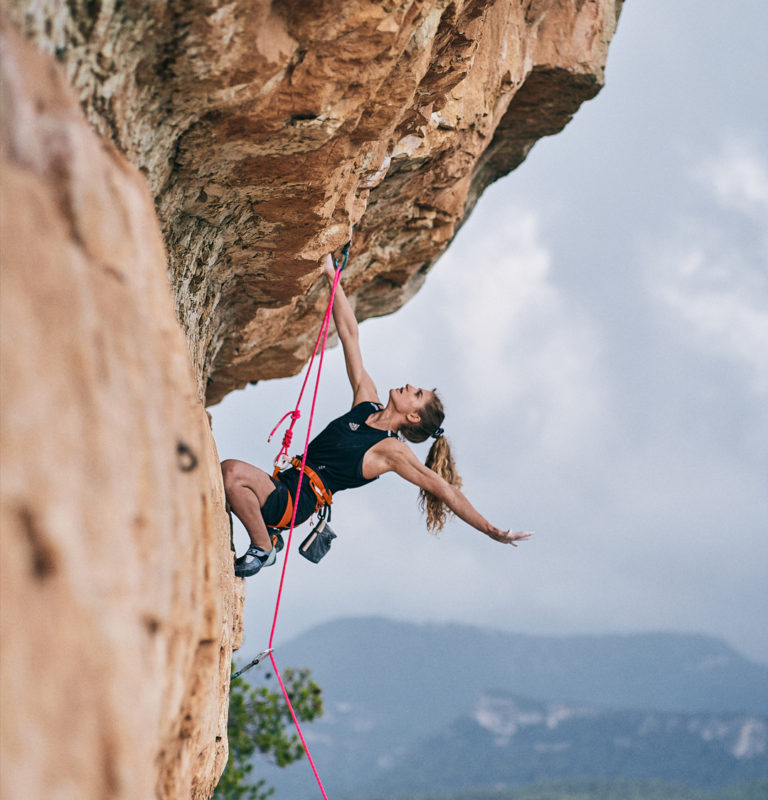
[
  {"x1": 263, "y1": 260, "x2": 345, "y2": 800},
  {"x1": 267, "y1": 261, "x2": 343, "y2": 464},
  {"x1": 268, "y1": 262, "x2": 342, "y2": 647},
  {"x1": 268, "y1": 649, "x2": 328, "y2": 799}
]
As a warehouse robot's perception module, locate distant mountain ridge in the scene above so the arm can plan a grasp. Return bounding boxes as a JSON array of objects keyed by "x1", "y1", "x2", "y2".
[
  {"x1": 249, "y1": 617, "x2": 768, "y2": 798},
  {"x1": 356, "y1": 693, "x2": 768, "y2": 796},
  {"x1": 277, "y1": 616, "x2": 768, "y2": 711}
]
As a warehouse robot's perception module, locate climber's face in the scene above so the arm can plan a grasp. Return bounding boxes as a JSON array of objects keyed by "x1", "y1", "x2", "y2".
[{"x1": 390, "y1": 384, "x2": 431, "y2": 423}]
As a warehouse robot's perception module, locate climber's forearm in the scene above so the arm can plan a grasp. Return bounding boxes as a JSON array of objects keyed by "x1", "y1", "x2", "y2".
[{"x1": 323, "y1": 255, "x2": 359, "y2": 344}]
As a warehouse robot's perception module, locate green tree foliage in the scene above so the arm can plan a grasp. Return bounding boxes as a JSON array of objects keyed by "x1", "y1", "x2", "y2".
[{"x1": 213, "y1": 666, "x2": 323, "y2": 800}]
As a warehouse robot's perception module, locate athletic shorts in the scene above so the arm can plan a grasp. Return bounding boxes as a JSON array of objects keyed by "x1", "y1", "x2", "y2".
[{"x1": 260, "y1": 467, "x2": 317, "y2": 529}]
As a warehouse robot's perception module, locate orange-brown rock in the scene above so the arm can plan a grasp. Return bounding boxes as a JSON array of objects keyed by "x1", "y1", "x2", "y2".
[
  {"x1": 0, "y1": 28, "x2": 243, "y2": 800},
  {"x1": 10, "y1": 0, "x2": 622, "y2": 404},
  {"x1": 1, "y1": 2, "x2": 622, "y2": 798}
]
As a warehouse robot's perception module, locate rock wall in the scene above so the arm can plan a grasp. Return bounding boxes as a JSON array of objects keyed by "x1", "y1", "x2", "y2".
[
  {"x1": 9, "y1": 0, "x2": 622, "y2": 404},
  {"x1": 0, "y1": 28, "x2": 243, "y2": 800},
  {"x1": 1, "y1": 2, "x2": 621, "y2": 798}
]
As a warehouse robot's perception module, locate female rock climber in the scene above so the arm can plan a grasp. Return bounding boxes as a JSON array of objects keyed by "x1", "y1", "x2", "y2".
[{"x1": 221, "y1": 253, "x2": 533, "y2": 577}]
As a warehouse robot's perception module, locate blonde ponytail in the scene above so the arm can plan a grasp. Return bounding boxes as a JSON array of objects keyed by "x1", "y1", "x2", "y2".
[
  {"x1": 399, "y1": 390, "x2": 463, "y2": 534},
  {"x1": 419, "y1": 435, "x2": 462, "y2": 534}
]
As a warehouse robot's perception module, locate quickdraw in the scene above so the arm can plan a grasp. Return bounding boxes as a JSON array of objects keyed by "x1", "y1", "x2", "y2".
[{"x1": 231, "y1": 649, "x2": 273, "y2": 680}]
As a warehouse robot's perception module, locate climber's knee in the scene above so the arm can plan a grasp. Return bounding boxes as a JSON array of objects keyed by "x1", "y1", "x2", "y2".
[
  {"x1": 220, "y1": 458, "x2": 245, "y2": 491},
  {"x1": 220, "y1": 459, "x2": 273, "y2": 500}
]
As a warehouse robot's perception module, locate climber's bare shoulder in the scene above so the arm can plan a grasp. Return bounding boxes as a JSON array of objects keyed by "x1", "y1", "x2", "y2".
[{"x1": 363, "y1": 437, "x2": 441, "y2": 492}]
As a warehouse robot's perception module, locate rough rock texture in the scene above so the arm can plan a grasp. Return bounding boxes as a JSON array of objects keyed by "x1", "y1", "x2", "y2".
[
  {"x1": 0, "y1": 29, "x2": 244, "y2": 800},
  {"x1": 9, "y1": 0, "x2": 622, "y2": 404},
  {"x1": 1, "y1": 3, "x2": 621, "y2": 798}
]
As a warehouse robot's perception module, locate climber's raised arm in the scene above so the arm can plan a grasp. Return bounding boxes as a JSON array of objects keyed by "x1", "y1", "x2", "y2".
[{"x1": 322, "y1": 253, "x2": 379, "y2": 407}]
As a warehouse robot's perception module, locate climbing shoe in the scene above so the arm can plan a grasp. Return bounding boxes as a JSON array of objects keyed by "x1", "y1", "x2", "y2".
[{"x1": 234, "y1": 544, "x2": 277, "y2": 578}]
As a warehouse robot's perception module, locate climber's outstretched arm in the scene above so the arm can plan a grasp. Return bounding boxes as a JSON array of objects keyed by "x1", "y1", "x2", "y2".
[
  {"x1": 368, "y1": 437, "x2": 534, "y2": 546},
  {"x1": 322, "y1": 254, "x2": 379, "y2": 407}
]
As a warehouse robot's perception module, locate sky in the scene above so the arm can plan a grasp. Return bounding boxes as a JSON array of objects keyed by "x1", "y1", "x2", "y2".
[{"x1": 212, "y1": 0, "x2": 768, "y2": 666}]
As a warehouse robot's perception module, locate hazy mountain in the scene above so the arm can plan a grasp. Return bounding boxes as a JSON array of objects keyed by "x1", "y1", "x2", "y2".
[
  {"x1": 243, "y1": 618, "x2": 768, "y2": 798},
  {"x1": 354, "y1": 693, "x2": 768, "y2": 796}
]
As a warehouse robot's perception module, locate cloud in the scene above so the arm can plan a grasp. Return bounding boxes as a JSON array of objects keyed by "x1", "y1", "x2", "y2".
[
  {"x1": 661, "y1": 258, "x2": 768, "y2": 393},
  {"x1": 653, "y1": 141, "x2": 768, "y2": 394},
  {"x1": 424, "y1": 205, "x2": 612, "y2": 459},
  {"x1": 697, "y1": 139, "x2": 768, "y2": 217}
]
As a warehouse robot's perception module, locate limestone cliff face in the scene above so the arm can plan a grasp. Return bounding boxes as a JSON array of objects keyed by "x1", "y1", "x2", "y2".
[
  {"x1": 10, "y1": 0, "x2": 621, "y2": 404},
  {"x1": 1, "y1": 3, "x2": 621, "y2": 798},
  {"x1": 0, "y1": 29, "x2": 243, "y2": 800}
]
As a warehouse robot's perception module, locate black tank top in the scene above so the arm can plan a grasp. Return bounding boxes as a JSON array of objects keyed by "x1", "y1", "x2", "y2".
[{"x1": 304, "y1": 401, "x2": 396, "y2": 494}]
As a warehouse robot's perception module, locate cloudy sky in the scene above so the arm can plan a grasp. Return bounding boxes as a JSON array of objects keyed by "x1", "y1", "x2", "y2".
[{"x1": 212, "y1": 0, "x2": 768, "y2": 665}]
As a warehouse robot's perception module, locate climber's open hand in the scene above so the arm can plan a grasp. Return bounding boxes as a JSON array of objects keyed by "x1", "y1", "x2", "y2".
[{"x1": 486, "y1": 527, "x2": 533, "y2": 546}]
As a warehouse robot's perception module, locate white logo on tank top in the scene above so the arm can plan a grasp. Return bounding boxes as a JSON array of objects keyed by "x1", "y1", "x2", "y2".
[{"x1": 348, "y1": 422, "x2": 359, "y2": 431}]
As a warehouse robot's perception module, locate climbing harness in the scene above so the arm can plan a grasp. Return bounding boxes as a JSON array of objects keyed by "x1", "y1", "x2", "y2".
[
  {"x1": 261, "y1": 456, "x2": 332, "y2": 530},
  {"x1": 289, "y1": 456, "x2": 333, "y2": 509},
  {"x1": 233, "y1": 240, "x2": 351, "y2": 800}
]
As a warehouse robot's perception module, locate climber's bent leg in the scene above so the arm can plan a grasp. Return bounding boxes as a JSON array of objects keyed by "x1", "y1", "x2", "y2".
[{"x1": 221, "y1": 459, "x2": 276, "y2": 552}]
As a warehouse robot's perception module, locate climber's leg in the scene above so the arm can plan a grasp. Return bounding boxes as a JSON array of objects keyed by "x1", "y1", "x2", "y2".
[{"x1": 220, "y1": 459, "x2": 276, "y2": 551}]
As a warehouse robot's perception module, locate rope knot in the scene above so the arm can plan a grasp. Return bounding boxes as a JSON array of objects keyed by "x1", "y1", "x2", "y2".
[{"x1": 268, "y1": 408, "x2": 300, "y2": 443}]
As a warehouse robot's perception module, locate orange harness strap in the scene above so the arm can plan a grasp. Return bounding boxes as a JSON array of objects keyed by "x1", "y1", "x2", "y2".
[
  {"x1": 290, "y1": 457, "x2": 333, "y2": 508},
  {"x1": 270, "y1": 458, "x2": 332, "y2": 530},
  {"x1": 273, "y1": 488, "x2": 294, "y2": 530}
]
